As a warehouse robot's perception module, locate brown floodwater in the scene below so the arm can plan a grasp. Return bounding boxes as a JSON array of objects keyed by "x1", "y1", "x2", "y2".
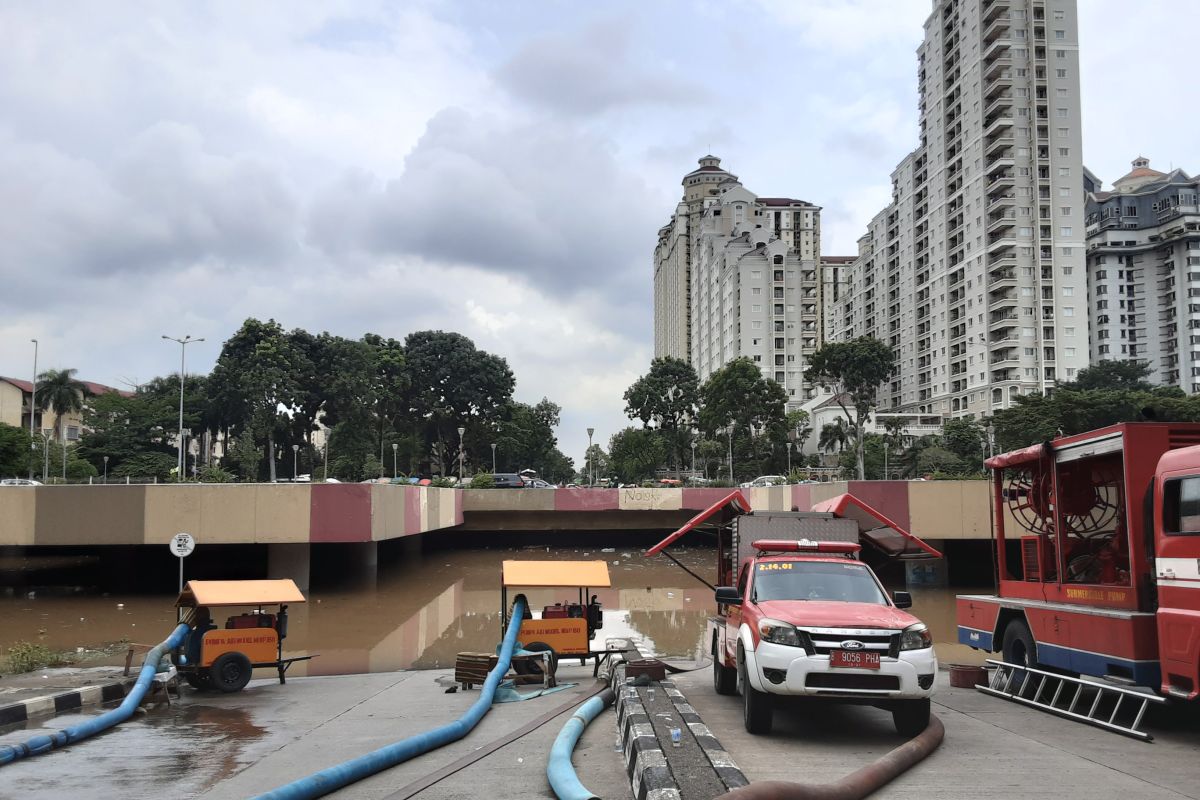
[{"x1": 0, "y1": 545, "x2": 988, "y2": 677}]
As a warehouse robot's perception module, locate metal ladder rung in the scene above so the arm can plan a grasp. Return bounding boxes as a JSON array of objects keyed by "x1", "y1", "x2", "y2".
[{"x1": 976, "y1": 659, "x2": 1165, "y2": 742}]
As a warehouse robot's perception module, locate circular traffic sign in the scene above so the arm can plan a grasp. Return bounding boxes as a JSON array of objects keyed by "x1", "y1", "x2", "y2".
[{"x1": 170, "y1": 532, "x2": 196, "y2": 558}]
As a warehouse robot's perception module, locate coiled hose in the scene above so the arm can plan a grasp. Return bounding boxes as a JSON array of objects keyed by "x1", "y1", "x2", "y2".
[
  {"x1": 251, "y1": 594, "x2": 529, "y2": 800},
  {"x1": 0, "y1": 622, "x2": 190, "y2": 766}
]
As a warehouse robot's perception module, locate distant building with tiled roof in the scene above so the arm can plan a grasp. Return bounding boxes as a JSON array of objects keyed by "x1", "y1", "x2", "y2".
[
  {"x1": 1085, "y1": 157, "x2": 1200, "y2": 390},
  {"x1": 0, "y1": 375, "x2": 129, "y2": 441},
  {"x1": 654, "y1": 157, "x2": 824, "y2": 409}
]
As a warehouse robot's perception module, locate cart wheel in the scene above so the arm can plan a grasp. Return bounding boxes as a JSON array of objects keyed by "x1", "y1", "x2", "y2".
[
  {"x1": 185, "y1": 672, "x2": 212, "y2": 691},
  {"x1": 516, "y1": 642, "x2": 558, "y2": 677},
  {"x1": 211, "y1": 652, "x2": 253, "y2": 693}
]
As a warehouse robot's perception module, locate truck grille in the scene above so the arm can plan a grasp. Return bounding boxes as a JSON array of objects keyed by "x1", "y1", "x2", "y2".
[
  {"x1": 806, "y1": 673, "x2": 900, "y2": 691},
  {"x1": 797, "y1": 627, "x2": 900, "y2": 659}
]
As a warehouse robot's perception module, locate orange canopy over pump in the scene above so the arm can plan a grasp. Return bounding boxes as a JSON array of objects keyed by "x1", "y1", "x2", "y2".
[
  {"x1": 501, "y1": 560, "x2": 612, "y2": 588},
  {"x1": 176, "y1": 579, "x2": 307, "y2": 608}
]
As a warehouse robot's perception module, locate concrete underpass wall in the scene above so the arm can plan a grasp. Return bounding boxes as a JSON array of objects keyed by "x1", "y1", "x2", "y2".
[{"x1": 0, "y1": 484, "x2": 462, "y2": 546}]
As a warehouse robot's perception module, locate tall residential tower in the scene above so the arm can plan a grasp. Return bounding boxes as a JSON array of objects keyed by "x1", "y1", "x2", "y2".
[{"x1": 828, "y1": 0, "x2": 1087, "y2": 416}]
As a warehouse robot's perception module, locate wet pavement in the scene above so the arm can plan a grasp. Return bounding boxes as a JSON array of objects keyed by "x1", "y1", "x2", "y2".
[
  {"x1": 674, "y1": 667, "x2": 1200, "y2": 799},
  {"x1": 0, "y1": 663, "x2": 628, "y2": 799}
]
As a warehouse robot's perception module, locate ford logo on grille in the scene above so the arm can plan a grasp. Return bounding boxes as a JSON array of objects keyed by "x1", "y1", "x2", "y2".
[{"x1": 840, "y1": 640, "x2": 865, "y2": 650}]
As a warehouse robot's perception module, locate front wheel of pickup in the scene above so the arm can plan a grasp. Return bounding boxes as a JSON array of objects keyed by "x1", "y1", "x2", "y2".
[{"x1": 738, "y1": 646, "x2": 773, "y2": 734}]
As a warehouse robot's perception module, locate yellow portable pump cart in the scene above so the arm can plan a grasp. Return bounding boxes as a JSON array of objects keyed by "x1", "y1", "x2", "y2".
[
  {"x1": 173, "y1": 579, "x2": 314, "y2": 692},
  {"x1": 500, "y1": 560, "x2": 616, "y2": 678}
]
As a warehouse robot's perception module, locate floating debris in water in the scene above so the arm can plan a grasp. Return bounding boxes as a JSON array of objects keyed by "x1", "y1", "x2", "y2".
[{"x1": 601, "y1": 548, "x2": 615, "y2": 553}]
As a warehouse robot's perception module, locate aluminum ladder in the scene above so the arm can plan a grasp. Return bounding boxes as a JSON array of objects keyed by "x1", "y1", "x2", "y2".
[{"x1": 977, "y1": 658, "x2": 1166, "y2": 741}]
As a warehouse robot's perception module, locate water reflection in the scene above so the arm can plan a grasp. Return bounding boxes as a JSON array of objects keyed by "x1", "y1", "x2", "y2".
[{"x1": 0, "y1": 545, "x2": 987, "y2": 674}]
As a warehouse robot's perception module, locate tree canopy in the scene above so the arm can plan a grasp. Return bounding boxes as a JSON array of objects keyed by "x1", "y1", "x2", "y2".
[{"x1": 804, "y1": 337, "x2": 896, "y2": 480}]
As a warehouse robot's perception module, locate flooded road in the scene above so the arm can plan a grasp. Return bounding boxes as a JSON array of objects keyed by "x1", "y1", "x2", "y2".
[{"x1": 0, "y1": 543, "x2": 986, "y2": 674}]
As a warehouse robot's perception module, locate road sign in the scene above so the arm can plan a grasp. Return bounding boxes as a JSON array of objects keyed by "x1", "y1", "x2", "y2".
[{"x1": 170, "y1": 532, "x2": 196, "y2": 558}]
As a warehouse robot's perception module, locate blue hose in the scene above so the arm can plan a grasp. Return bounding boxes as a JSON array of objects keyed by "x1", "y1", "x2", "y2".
[
  {"x1": 251, "y1": 594, "x2": 529, "y2": 800},
  {"x1": 546, "y1": 690, "x2": 615, "y2": 800},
  {"x1": 0, "y1": 622, "x2": 190, "y2": 767}
]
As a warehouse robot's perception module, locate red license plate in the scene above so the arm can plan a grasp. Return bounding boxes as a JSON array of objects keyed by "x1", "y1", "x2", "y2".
[{"x1": 829, "y1": 650, "x2": 881, "y2": 669}]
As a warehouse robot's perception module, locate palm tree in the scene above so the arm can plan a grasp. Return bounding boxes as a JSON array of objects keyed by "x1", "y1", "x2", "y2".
[
  {"x1": 36, "y1": 368, "x2": 90, "y2": 441},
  {"x1": 818, "y1": 419, "x2": 850, "y2": 454}
]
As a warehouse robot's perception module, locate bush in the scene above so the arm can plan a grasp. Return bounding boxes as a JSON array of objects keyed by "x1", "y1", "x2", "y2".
[
  {"x1": 198, "y1": 464, "x2": 237, "y2": 483},
  {"x1": 470, "y1": 473, "x2": 495, "y2": 488},
  {"x1": 429, "y1": 477, "x2": 458, "y2": 488},
  {"x1": 2, "y1": 641, "x2": 68, "y2": 674}
]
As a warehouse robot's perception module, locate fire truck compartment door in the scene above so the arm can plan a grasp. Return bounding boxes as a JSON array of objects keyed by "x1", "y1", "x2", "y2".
[
  {"x1": 810, "y1": 493, "x2": 943, "y2": 560},
  {"x1": 645, "y1": 490, "x2": 752, "y2": 556}
]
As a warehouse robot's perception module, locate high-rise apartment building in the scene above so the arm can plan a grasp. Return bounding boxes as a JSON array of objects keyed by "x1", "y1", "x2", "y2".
[
  {"x1": 828, "y1": 0, "x2": 1088, "y2": 416},
  {"x1": 653, "y1": 157, "x2": 822, "y2": 406},
  {"x1": 1085, "y1": 158, "x2": 1200, "y2": 390}
]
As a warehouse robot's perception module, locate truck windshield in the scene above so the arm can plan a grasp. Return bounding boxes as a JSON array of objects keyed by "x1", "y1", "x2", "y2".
[{"x1": 752, "y1": 561, "x2": 887, "y2": 604}]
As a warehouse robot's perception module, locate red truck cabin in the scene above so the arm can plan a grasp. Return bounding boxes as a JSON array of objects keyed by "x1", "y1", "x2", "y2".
[{"x1": 958, "y1": 422, "x2": 1200, "y2": 697}]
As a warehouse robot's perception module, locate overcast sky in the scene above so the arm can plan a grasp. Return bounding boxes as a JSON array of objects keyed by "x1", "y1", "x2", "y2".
[{"x1": 1, "y1": 1, "x2": 1194, "y2": 467}]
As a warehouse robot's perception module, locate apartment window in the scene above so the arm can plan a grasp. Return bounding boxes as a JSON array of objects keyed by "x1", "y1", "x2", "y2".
[
  {"x1": 1056, "y1": 88, "x2": 1069, "y2": 98},
  {"x1": 1062, "y1": 246, "x2": 1074, "y2": 255},
  {"x1": 1056, "y1": 68, "x2": 1068, "y2": 78},
  {"x1": 1054, "y1": 30, "x2": 1066, "y2": 39},
  {"x1": 1019, "y1": 227, "x2": 1033, "y2": 237},
  {"x1": 1060, "y1": 226, "x2": 1073, "y2": 236},
  {"x1": 1053, "y1": 10, "x2": 1065, "y2": 19},
  {"x1": 1017, "y1": 107, "x2": 1030, "y2": 118},
  {"x1": 1058, "y1": 167, "x2": 1071, "y2": 176},
  {"x1": 752, "y1": 287, "x2": 762, "y2": 295},
  {"x1": 774, "y1": 304, "x2": 784, "y2": 314},
  {"x1": 1024, "y1": 348, "x2": 1036, "y2": 356},
  {"x1": 1056, "y1": 49, "x2": 1066, "y2": 58},
  {"x1": 1065, "y1": 327, "x2": 1075, "y2": 336},
  {"x1": 1019, "y1": 166, "x2": 1031, "y2": 177},
  {"x1": 752, "y1": 320, "x2": 763, "y2": 329},
  {"x1": 752, "y1": 304, "x2": 762, "y2": 313},
  {"x1": 1065, "y1": 347, "x2": 1076, "y2": 357},
  {"x1": 1055, "y1": 107, "x2": 1068, "y2": 118},
  {"x1": 1060, "y1": 207, "x2": 1071, "y2": 216},
  {"x1": 753, "y1": 355, "x2": 761, "y2": 362},
  {"x1": 752, "y1": 338, "x2": 761, "y2": 345},
  {"x1": 774, "y1": 372, "x2": 785, "y2": 383},
  {"x1": 1022, "y1": 328, "x2": 1036, "y2": 337},
  {"x1": 1059, "y1": 187, "x2": 1071, "y2": 197},
  {"x1": 1063, "y1": 287, "x2": 1074, "y2": 297},
  {"x1": 1058, "y1": 147, "x2": 1069, "y2": 156},
  {"x1": 1057, "y1": 127, "x2": 1069, "y2": 138},
  {"x1": 774, "y1": 320, "x2": 784, "y2": 332},
  {"x1": 751, "y1": 271, "x2": 762, "y2": 279},
  {"x1": 1017, "y1": 87, "x2": 1030, "y2": 98},
  {"x1": 774, "y1": 337, "x2": 785, "y2": 349},
  {"x1": 1063, "y1": 307, "x2": 1075, "y2": 317}
]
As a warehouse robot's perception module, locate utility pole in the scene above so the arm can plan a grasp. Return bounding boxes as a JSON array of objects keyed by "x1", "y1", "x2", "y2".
[
  {"x1": 162, "y1": 335, "x2": 204, "y2": 481},
  {"x1": 28, "y1": 339, "x2": 37, "y2": 480},
  {"x1": 586, "y1": 427, "x2": 594, "y2": 487}
]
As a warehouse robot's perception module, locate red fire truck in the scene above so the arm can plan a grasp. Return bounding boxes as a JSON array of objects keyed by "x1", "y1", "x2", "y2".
[{"x1": 957, "y1": 422, "x2": 1200, "y2": 700}]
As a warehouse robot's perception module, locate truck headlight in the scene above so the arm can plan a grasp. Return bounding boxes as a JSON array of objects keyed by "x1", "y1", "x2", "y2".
[
  {"x1": 759, "y1": 619, "x2": 804, "y2": 648},
  {"x1": 900, "y1": 623, "x2": 932, "y2": 651}
]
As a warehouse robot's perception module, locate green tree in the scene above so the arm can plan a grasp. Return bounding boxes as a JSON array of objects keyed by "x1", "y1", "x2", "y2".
[
  {"x1": 35, "y1": 368, "x2": 90, "y2": 441},
  {"x1": 624, "y1": 357, "x2": 700, "y2": 479},
  {"x1": 402, "y1": 331, "x2": 514, "y2": 475},
  {"x1": 941, "y1": 417, "x2": 984, "y2": 470},
  {"x1": 208, "y1": 318, "x2": 310, "y2": 482},
  {"x1": 0, "y1": 423, "x2": 32, "y2": 478},
  {"x1": 491, "y1": 399, "x2": 571, "y2": 481},
  {"x1": 582, "y1": 444, "x2": 609, "y2": 485},
  {"x1": 698, "y1": 358, "x2": 788, "y2": 482},
  {"x1": 805, "y1": 337, "x2": 897, "y2": 480},
  {"x1": 608, "y1": 427, "x2": 668, "y2": 484},
  {"x1": 916, "y1": 446, "x2": 966, "y2": 476},
  {"x1": 1067, "y1": 360, "x2": 1153, "y2": 392},
  {"x1": 838, "y1": 433, "x2": 887, "y2": 479}
]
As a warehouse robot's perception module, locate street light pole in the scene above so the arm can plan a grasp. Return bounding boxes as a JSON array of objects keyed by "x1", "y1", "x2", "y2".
[
  {"x1": 293, "y1": 443, "x2": 300, "y2": 480},
  {"x1": 691, "y1": 441, "x2": 697, "y2": 478},
  {"x1": 162, "y1": 335, "x2": 204, "y2": 482},
  {"x1": 884, "y1": 442, "x2": 889, "y2": 480},
  {"x1": 726, "y1": 425, "x2": 734, "y2": 483},
  {"x1": 457, "y1": 426, "x2": 466, "y2": 483},
  {"x1": 490, "y1": 442, "x2": 497, "y2": 474},
  {"x1": 391, "y1": 442, "x2": 398, "y2": 479},
  {"x1": 103, "y1": 455, "x2": 109, "y2": 484},
  {"x1": 586, "y1": 428, "x2": 594, "y2": 487},
  {"x1": 28, "y1": 339, "x2": 37, "y2": 480}
]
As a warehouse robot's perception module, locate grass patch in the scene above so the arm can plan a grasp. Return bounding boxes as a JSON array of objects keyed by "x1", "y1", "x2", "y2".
[{"x1": 2, "y1": 641, "x2": 72, "y2": 674}]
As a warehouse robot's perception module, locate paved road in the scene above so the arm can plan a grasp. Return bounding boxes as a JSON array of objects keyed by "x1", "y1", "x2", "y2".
[
  {"x1": 674, "y1": 668, "x2": 1200, "y2": 799},
  {"x1": 0, "y1": 665, "x2": 630, "y2": 800}
]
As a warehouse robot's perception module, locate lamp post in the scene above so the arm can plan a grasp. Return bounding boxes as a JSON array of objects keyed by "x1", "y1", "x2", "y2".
[
  {"x1": 883, "y1": 441, "x2": 889, "y2": 481},
  {"x1": 490, "y1": 442, "x2": 497, "y2": 474},
  {"x1": 181, "y1": 428, "x2": 191, "y2": 482},
  {"x1": 103, "y1": 455, "x2": 109, "y2": 484},
  {"x1": 726, "y1": 425, "x2": 734, "y2": 483},
  {"x1": 586, "y1": 427, "x2": 594, "y2": 487},
  {"x1": 40, "y1": 431, "x2": 50, "y2": 483},
  {"x1": 391, "y1": 442, "x2": 398, "y2": 479},
  {"x1": 323, "y1": 441, "x2": 330, "y2": 482},
  {"x1": 162, "y1": 334, "x2": 204, "y2": 481},
  {"x1": 28, "y1": 338, "x2": 37, "y2": 480},
  {"x1": 292, "y1": 443, "x2": 300, "y2": 480},
  {"x1": 691, "y1": 440, "x2": 697, "y2": 478},
  {"x1": 61, "y1": 435, "x2": 67, "y2": 482},
  {"x1": 786, "y1": 437, "x2": 792, "y2": 476},
  {"x1": 457, "y1": 427, "x2": 466, "y2": 483}
]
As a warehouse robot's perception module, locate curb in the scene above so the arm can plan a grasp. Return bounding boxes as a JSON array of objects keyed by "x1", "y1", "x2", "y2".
[
  {"x1": 615, "y1": 677, "x2": 748, "y2": 800},
  {"x1": 662, "y1": 681, "x2": 748, "y2": 792},
  {"x1": 0, "y1": 680, "x2": 136, "y2": 727}
]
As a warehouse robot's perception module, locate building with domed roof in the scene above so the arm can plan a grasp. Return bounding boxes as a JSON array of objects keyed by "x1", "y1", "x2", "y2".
[
  {"x1": 1085, "y1": 157, "x2": 1200, "y2": 390},
  {"x1": 653, "y1": 157, "x2": 823, "y2": 408}
]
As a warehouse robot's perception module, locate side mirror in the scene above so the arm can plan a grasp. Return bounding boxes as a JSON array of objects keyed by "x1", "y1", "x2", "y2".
[
  {"x1": 893, "y1": 591, "x2": 913, "y2": 609},
  {"x1": 715, "y1": 586, "x2": 742, "y2": 606}
]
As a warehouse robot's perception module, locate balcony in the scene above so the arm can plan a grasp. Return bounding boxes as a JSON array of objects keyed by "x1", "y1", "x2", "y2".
[
  {"x1": 988, "y1": 290, "x2": 1018, "y2": 311},
  {"x1": 983, "y1": 38, "x2": 1011, "y2": 64},
  {"x1": 987, "y1": 233, "x2": 1017, "y2": 254},
  {"x1": 983, "y1": 114, "x2": 1015, "y2": 137},
  {"x1": 989, "y1": 268, "x2": 1017, "y2": 288},
  {"x1": 983, "y1": 14, "x2": 1010, "y2": 43},
  {"x1": 987, "y1": 213, "x2": 1016, "y2": 235},
  {"x1": 989, "y1": 310, "x2": 1019, "y2": 328},
  {"x1": 983, "y1": 93, "x2": 1013, "y2": 119},
  {"x1": 984, "y1": 54, "x2": 1013, "y2": 82},
  {"x1": 990, "y1": 349, "x2": 1020, "y2": 367},
  {"x1": 986, "y1": 169, "x2": 1015, "y2": 192},
  {"x1": 985, "y1": 133, "x2": 1014, "y2": 157},
  {"x1": 983, "y1": 0, "x2": 1011, "y2": 25}
]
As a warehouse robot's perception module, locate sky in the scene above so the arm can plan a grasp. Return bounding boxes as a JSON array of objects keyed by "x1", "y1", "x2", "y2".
[{"x1": 1, "y1": 0, "x2": 1196, "y2": 468}]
